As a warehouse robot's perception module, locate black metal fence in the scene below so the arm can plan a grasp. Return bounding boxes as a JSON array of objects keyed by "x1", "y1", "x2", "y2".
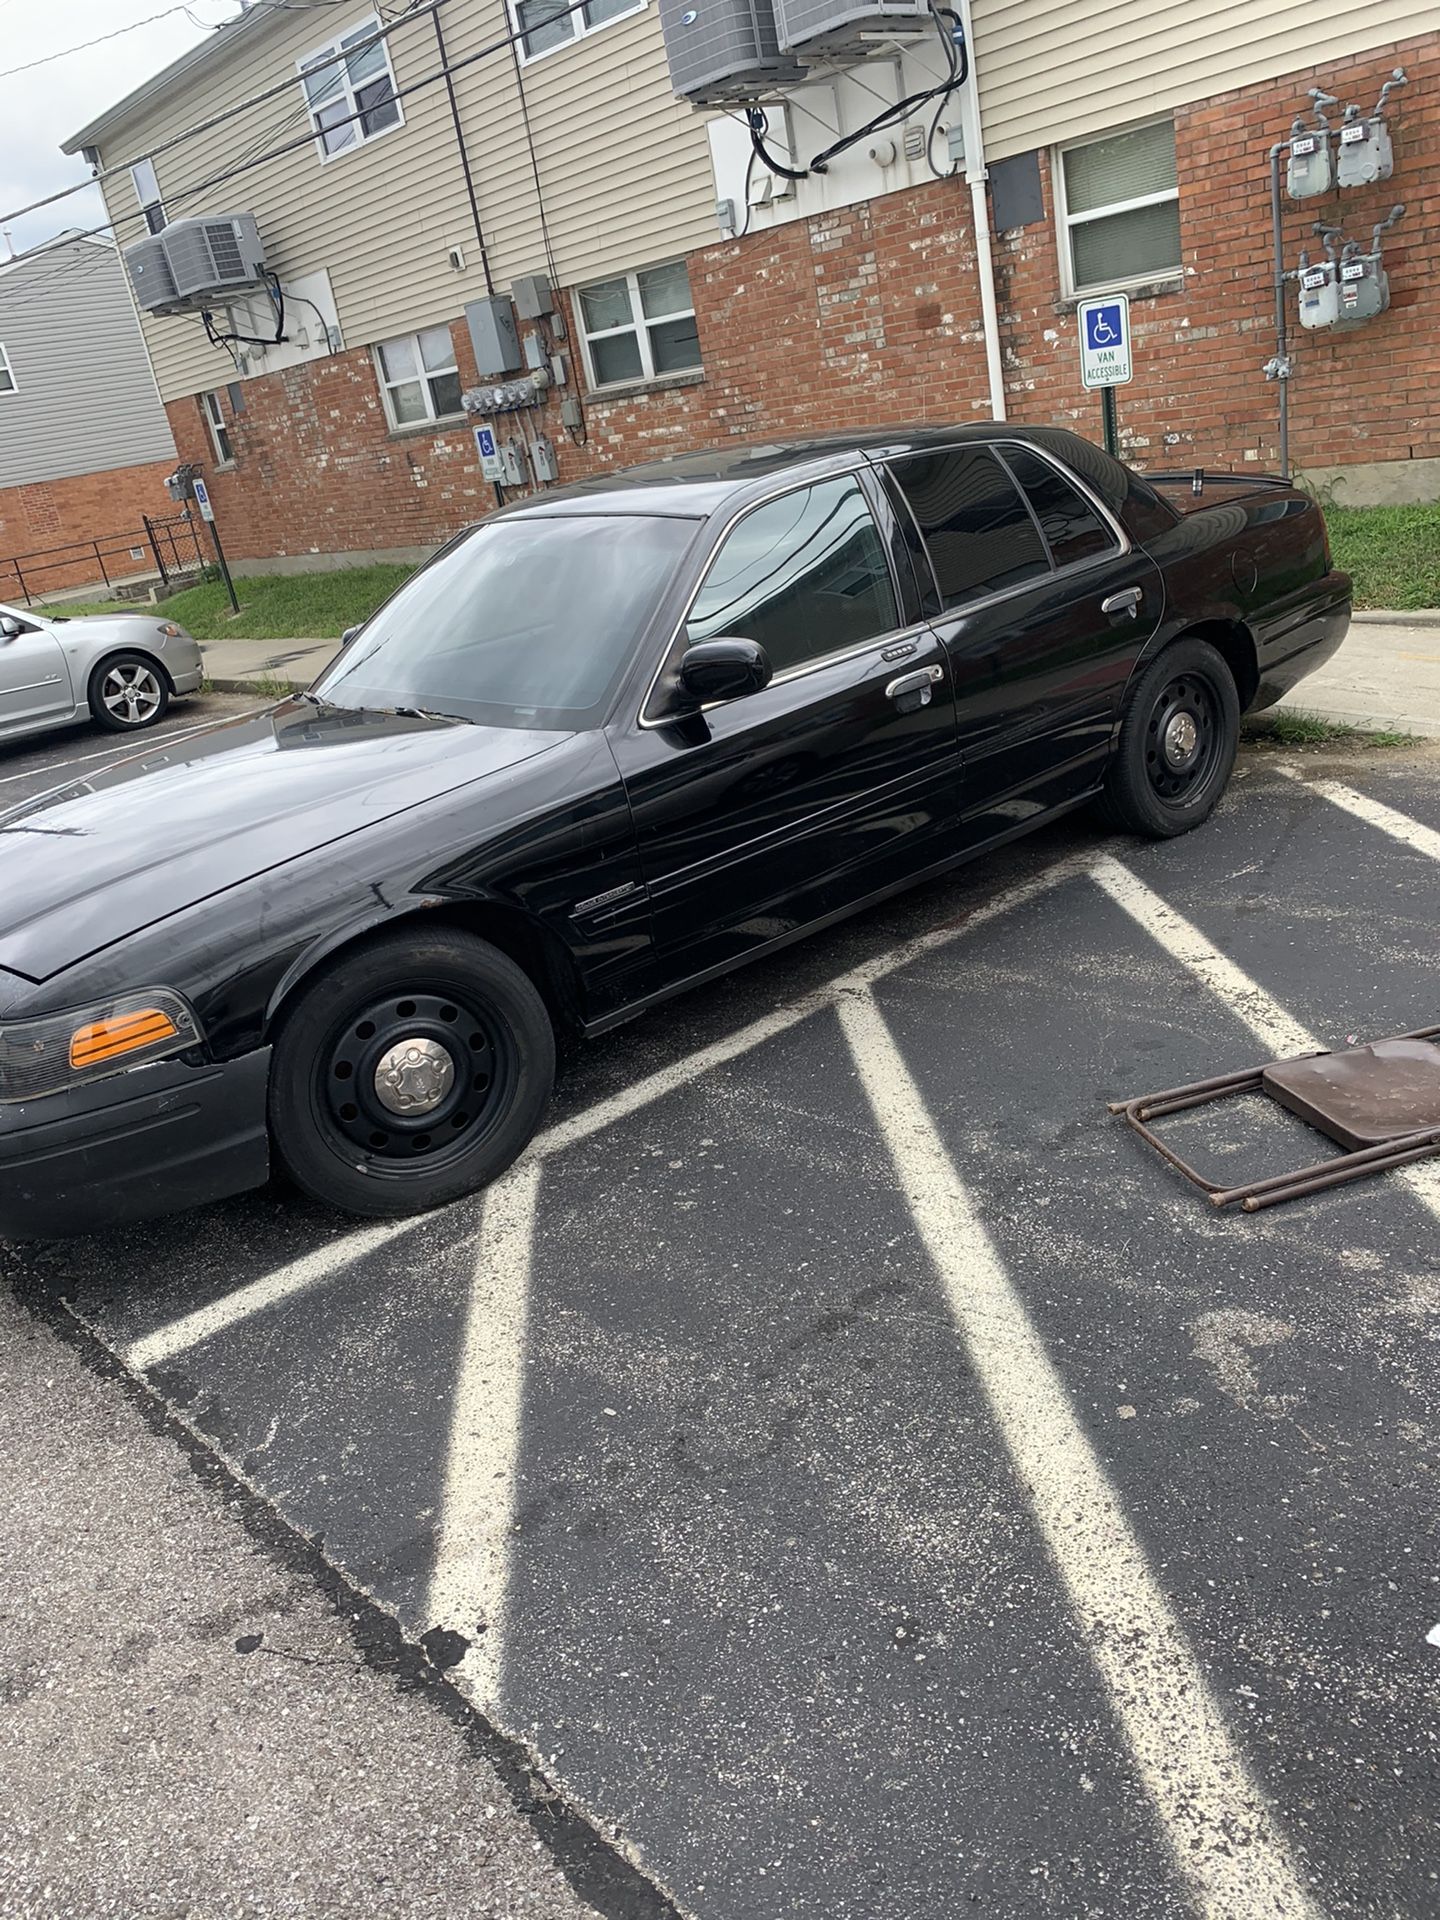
[{"x1": 0, "y1": 513, "x2": 207, "y2": 605}]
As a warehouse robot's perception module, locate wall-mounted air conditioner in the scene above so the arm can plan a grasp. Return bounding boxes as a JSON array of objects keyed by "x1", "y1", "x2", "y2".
[
  {"x1": 774, "y1": 0, "x2": 932, "y2": 57},
  {"x1": 123, "y1": 233, "x2": 179, "y2": 312},
  {"x1": 658, "y1": 0, "x2": 805, "y2": 104},
  {"x1": 123, "y1": 213, "x2": 268, "y2": 314},
  {"x1": 164, "y1": 214, "x2": 267, "y2": 300}
]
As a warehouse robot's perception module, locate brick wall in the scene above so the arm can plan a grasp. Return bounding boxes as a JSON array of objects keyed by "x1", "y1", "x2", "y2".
[
  {"x1": 0, "y1": 459, "x2": 181, "y2": 600},
  {"x1": 168, "y1": 30, "x2": 1438, "y2": 565},
  {"x1": 995, "y1": 30, "x2": 1440, "y2": 473}
]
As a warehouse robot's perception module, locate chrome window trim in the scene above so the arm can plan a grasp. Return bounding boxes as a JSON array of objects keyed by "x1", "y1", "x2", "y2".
[
  {"x1": 636, "y1": 462, "x2": 909, "y2": 729},
  {"x1": 885, "y1": 438, "x2": 1132, "y2": 622}
]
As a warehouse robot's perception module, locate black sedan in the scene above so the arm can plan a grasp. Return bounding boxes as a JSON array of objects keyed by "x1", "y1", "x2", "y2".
[{"x1": 0, "y1": 425, "x2": 1350, "y2": 1239}]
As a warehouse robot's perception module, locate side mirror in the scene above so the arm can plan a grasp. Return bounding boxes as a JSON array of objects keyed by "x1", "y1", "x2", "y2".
[
  {"x1": 339, "y1": 624, "x2": 362, "y2": 646},
  {"x1": 677, "y1": 637, "x2": 772, "y2": 709},
  {"x1": 0, "y1": 615, "x2": 21, "y2": 641}
]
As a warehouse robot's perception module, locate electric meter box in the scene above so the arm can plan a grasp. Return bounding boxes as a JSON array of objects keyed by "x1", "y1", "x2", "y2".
[
  {"x1": 1297, "y1": 262, "x2": 1339, "y2": 330},
  {"x1": 1337, "y1": 117, "x2": 1394, "y2": 188},
  {"x1": 658, "y1": 0, "x2": 804, "y2": 104},
  {"x1": 1287, "y1": 129, "x2": 1332, "y2": 199},
  {"x1": 774, "y1": 0, "x2": 931, "y2": 56},
  {"x1": 465, "y1": 295, "x2": 523, "y2": 376}
]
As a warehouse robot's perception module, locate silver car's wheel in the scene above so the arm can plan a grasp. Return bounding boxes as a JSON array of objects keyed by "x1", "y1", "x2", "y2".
[{"x1": 88, "y1": 652, "x2": 171, "y2": 734}]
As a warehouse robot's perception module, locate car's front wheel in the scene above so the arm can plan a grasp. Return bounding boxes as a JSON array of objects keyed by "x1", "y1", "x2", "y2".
[
  {"x1": 88, "y1": 652, "x2": 171, "y2": 733},
  {"x1": 268, "y1": 928, "x2": 556, "y2": 1218},
  {"x1": 1099, "y1": 637, "x2": 1240, "y2": 838}
]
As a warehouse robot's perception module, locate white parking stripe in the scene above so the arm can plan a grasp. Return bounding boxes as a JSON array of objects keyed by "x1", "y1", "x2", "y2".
[
  {"x1": 427, "y1": 1161, "x2": 541, "y2": 1706},
  {"x1": 126, "y1": 1217, "x2": 428, "y2": 1372},
  {"x1": 837, "y1": 986, "x2": 1321, "y2": 1920},
  {"x1": 1091, "y1": 857, "x2": 1316, "y2": 1058},
  {"x1": 1275, "y1": 768, "x2": 1440, "y2": 863},
  {"x1": 1092, "y1": 856, "x2": 1440, "y2": 1219},
  {"x1": 0, "y1": 710, "x2": 259, "y2": 790},
  {"x1": 124, "y1": 854, "x2": 1092, "y2": 1374}
]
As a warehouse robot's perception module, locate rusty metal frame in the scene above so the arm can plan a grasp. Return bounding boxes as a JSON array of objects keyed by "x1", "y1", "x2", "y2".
[{"x1": 1107, "y1": 1025, "x2": 1440, "y2": 1212}]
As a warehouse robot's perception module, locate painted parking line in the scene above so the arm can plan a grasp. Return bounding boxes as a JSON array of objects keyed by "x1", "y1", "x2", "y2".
[
  {"x1": 1092, "y1": 854, "x2": 1440, "y2": 1220},
  {"x1": 837, "y1": 983, "x2": 1320, "y2": 1920},
  {"x1": 0, "y1": 709, "x2": 257, "y2": 791},
  {"x1": 428, "y1": 1160, "x2": 541, "y2": 1704},
  {"x1": 122, "y1": 851, "x2": 1094, "y2": 1375},
  {"x1": 1275, "y1": 768, "x2": 1440, "y2": 863}
]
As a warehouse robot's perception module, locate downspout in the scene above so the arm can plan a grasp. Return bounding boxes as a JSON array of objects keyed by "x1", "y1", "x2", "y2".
[{"x1": 954, "y1": 0, "x2": 1006, "y2": 420}]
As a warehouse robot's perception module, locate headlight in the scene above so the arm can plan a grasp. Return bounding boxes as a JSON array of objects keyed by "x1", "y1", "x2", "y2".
[
  {"x1": 0, "y1": 989, "x2": 201, "y2": 1103},
  {"x1": 158, "y1": 622, "x2": 184, "y2": 639}
]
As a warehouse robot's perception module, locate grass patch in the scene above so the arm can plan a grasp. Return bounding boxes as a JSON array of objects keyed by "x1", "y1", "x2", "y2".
[
  {"x1": 1324, "y1": 502, "x2": 1440, "y2": 611},
  {"x1": 39, "y1": 562, "x2": 417, "y2": 641},
  {"x1": 1243, "y1": 708, "x2": 1418, "y2": 748}
]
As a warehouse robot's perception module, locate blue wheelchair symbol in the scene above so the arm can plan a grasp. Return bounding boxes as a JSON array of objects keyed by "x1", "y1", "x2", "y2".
[
  {"x1": 1085, "y1": 304, "x2": 1124, "y2": 351},
  {"x1": 476, "y1": 426, "x2": 497, "y2": 457}
]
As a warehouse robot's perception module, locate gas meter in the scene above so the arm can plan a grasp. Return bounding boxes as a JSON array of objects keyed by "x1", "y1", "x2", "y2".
[
  {"x1": 1295, "y1": 251, "x2": 1338, "y2": 330},
  {"x1": 1336, "y1": 248, "x2": 1387, "y2": 326},
  {"x1": 1286, "y1": 90, "x2": 1337, "y2": 198},
  {"x1": 1336, "y1": 69, "x2": 1406, "y2": 189}
]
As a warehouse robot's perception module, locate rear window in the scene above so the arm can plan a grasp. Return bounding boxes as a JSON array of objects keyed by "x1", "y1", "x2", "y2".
[
  {"x1": 1001, "y1": 445, "x2": 1117, "y2": 570},
  {"x1": 888, "y1": 447, "x2": 1050, "y2": 610}
]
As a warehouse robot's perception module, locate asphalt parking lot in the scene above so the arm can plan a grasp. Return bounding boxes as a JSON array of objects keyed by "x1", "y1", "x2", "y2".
[{"x1": 4, "y1": 699, "x2": 1439, "y2": 1919}]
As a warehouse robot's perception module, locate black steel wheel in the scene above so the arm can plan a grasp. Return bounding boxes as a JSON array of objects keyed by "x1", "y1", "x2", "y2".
[
  {"x1": 1099, "y1": 637, "x2": 1240, "y2": 838},
  {"x1": 88, "y1": 651, "x2": 171, "y2": 733},
  {"x1": 269, "y1": 928, "x2": 555, "y2": 1218}
]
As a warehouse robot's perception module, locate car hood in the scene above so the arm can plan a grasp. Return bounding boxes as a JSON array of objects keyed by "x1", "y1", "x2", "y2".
[{"x1": 0, "y1": 701, "x2": 571, "y2": 983}]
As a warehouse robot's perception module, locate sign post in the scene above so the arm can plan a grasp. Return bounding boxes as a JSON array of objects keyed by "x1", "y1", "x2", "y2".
[
  {"x1": 1077, "y1": 293, "x2": 1133, "y2": 459},
  {"x1": 191, "y1": 476, "x2": 239, "y2": 615}
]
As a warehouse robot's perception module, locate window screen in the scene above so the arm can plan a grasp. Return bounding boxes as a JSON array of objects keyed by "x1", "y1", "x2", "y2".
[
  {"x1": 1001, "y1": 446, "x2": 1116, "y2": 570},
  {"x1": 687, "y1": 476, "x2": 898, "y2": 676},
  {"x1": 1060, "y1": 119, "x2": 1180, "y2": 292},
  {"x1": 888, "y1": 448, "x2": 1049, "y2": 609}
]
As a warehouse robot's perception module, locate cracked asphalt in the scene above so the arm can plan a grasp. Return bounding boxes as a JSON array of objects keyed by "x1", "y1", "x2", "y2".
[{"x1": 3, "y1": 699, "x2": 1439, "y2": 1919}]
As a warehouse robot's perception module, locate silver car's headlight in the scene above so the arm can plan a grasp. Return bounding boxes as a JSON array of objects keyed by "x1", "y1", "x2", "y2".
[{"x1": 0, "y1": 989, "x2": 202, "y2": 1103}]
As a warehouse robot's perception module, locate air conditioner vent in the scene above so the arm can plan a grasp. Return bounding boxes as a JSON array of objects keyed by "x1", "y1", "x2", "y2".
[
  {"x1": 123, "y1": 234, "x2": 178, "y2": 312},
  {"x1": 163, "y1": 213, "x2": 267, "y2": 301},
  {"x1": 774, "y1": 0, "x2": 931, "y2": 56},
  {"x1": 658, "y1": 0, "x2": 805, "y2": 104}
]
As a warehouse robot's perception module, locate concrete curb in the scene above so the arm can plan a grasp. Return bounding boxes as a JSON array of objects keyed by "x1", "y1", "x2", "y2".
[
  {"x1": 206, "y1": 673, "x2": 310, "y2": 696},
  {"x1": 1265, "y1": 698, "x2": 1440, "y2": 741},
  {"x1": 1351, "y1": 609, "x2": 1440, "y2": 629}
]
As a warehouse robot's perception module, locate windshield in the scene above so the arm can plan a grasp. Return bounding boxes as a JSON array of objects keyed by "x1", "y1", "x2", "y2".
[{"x1": 313, "y1": 513, "x2": 697, "y2": 729}]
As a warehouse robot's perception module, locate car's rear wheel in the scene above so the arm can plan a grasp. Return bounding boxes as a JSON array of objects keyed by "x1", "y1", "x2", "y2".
[
  {"x1": 88, "y1": 652, "x2": 171, "y2": 733},
  {"x1": 1099, "y1": 637, "x2": 1240, "y2": 838},
  {"x1": 268, "y1": 928, "x2": 556, "y2": 1218}
]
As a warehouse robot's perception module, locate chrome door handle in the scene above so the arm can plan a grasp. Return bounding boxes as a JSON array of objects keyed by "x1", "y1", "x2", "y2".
[
  {"x1": 1102, "y1": 586, "x2": 1143, "y2": 619},
  {"x1": 886, "y1": 664, "x2": 944, "y2": 705}
]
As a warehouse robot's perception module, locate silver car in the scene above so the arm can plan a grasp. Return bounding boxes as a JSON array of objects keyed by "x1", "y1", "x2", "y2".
[{"x1": 0, "y1": 602, "x2": 204, "y2": 745}]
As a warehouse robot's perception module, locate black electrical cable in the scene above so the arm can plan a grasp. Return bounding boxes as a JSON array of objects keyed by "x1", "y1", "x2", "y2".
[
  {"x1": 201, "y1": 269, "x2": 288, "y2": 349},
  {"x1": 746, "y1": 5, "x2": 967, "y2": 185}
]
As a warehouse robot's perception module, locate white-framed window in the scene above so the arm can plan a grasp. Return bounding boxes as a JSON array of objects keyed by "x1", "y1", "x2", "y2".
[
  {"x1": 1055, "y1": 117, "x2": 1181, "y2": 296},
  {"x1": 201, "y1": 390, "x2": 234, "y2": 465},
  {"x1": 0, "y1": 344, "x2": 15, "y2": 395},
  {"x1": 298, "y1": 16, "x2": 402, "y2": 162},
  {"x1": 130, "y1": 156, "x2": 166, "y2": 234},
  {"x1": 374, "y1": 325, "x2": 463, "y2": 427},
  {"x1": 512, "y1": 0, "x2": 644, "y2": 63},
  {"x1": 576, "y1": 261, "x2": 701, "y2": 390}
]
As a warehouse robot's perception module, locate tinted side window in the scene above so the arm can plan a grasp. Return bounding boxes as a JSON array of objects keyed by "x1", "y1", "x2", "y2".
[
  {"x1": 888, "y1": 448, "x2": 1049, "y2": 609},
  {"x1": 686, "y1": 476, "x2": 898, "y2": 675},
  {"x1": 1002, "y1": 446, "x2": 1117, "y2": 569}
]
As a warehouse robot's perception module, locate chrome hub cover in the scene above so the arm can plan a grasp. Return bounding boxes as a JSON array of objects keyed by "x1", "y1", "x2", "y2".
[
  {"x1": 373, "y1": 1037, "x2": 455, "y2": 1116},
  {"x1": 1163, "y1": 710, "x2": 1199, "y2": 767}
]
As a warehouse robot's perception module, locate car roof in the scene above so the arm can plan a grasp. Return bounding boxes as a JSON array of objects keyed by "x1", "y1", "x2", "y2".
[{"x1": 499, "y1": 422, "x2": 1075, "y2": 521}]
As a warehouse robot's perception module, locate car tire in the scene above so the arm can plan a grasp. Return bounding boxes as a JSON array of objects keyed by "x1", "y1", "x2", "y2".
[
  {"x1": 88, "y1": 652, "x2": 171, "y2": 733},
  {"x1": 268, "y1": 927, "x2": 556, "y2": 1219},
  {"x1": 1099, "y1": 637, "x2": 1240, "y2": 838}
]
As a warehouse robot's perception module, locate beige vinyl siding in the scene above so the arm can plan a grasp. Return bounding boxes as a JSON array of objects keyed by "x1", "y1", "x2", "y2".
[
  {"x1": 971, "y1": 0, "x2": 1437, "y2": 159},
  {"x1": 440, "y1": 0, "x2": 715, "y2": 288},
  {"x1": 91, "y1": 1, "x2": 716, "y2": 405}
]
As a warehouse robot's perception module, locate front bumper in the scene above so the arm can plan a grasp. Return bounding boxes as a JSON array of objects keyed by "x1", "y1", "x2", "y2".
[
  {"x1": 171, "y1": 662, "x2": 204, "y2": 695},
  {"x1": 0, "y1": 1047, "x2": 271, "y2": 1242}
]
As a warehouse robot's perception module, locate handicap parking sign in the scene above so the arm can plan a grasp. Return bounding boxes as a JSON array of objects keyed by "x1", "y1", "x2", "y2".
[
  {"x1": 1078, "y1": 293, "x2": 1133, "y2": 389},
  {"x1": 474, "y1": 424, "x2": 504, "y2": 481}
]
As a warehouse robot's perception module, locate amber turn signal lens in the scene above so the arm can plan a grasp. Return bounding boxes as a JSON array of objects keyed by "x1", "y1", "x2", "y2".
[{"x1": 69, "y1": 1008, "x2": 179, "y2": 1069}]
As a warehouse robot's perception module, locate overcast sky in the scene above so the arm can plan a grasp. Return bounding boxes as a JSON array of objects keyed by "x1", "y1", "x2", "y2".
[{"x1": 0, "y1": 1, "x2": 241, "y2": 257}]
